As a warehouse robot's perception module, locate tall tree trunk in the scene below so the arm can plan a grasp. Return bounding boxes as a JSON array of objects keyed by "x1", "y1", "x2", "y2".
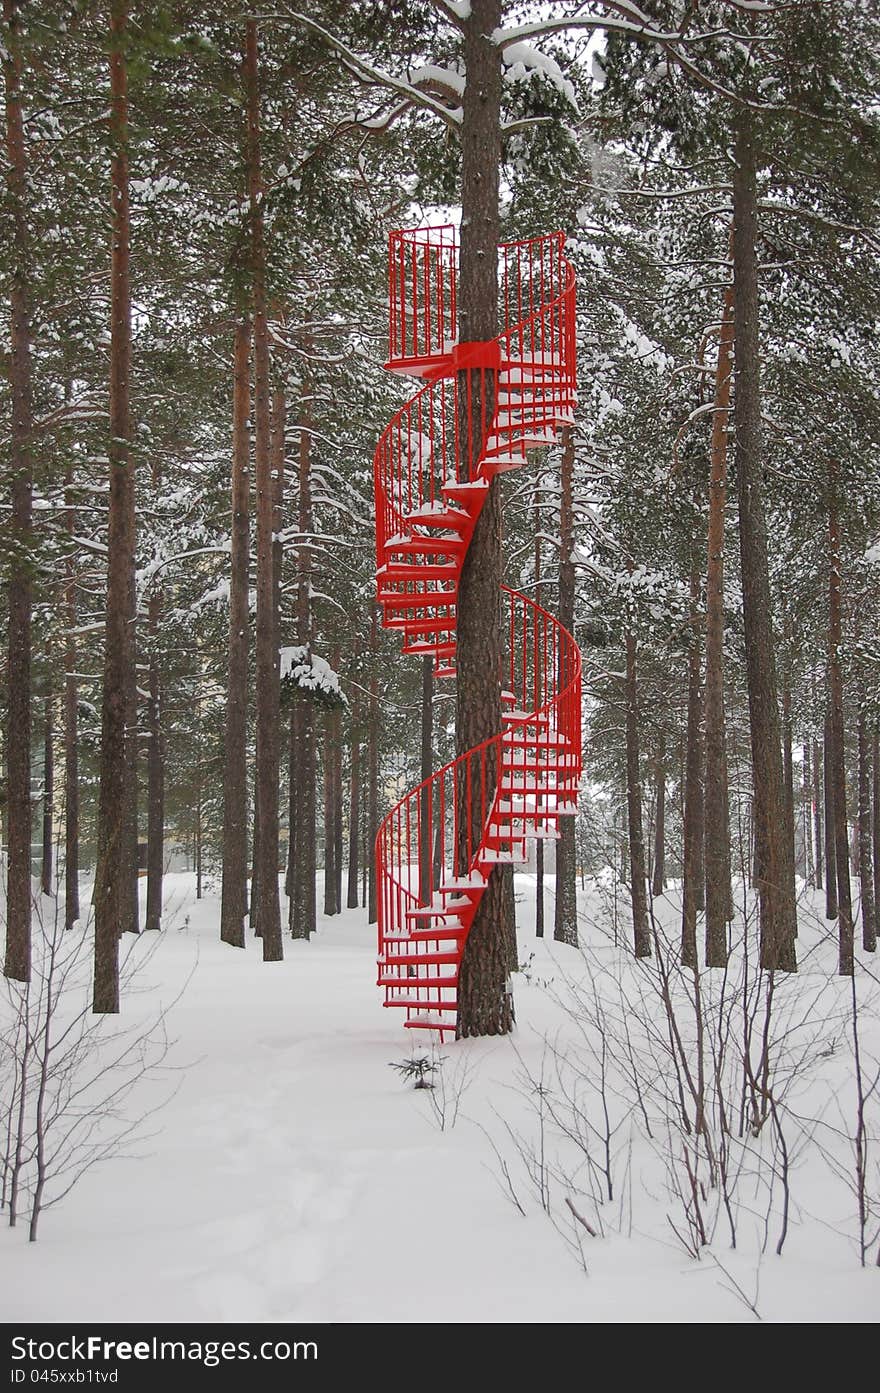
[
  {"x1": 873, "y1": 723, "x2": 880, "y2": 949},
  {"x1": 289, "y1": 381, "x2": 316, "y2": 941},
  {"x1": 3, "y1": 0, "x2": 34, "y2": 982},
  {"x1": 824, "y1": 705, "x2": 838, "y2": 919},
  {"x1": 704, "y1": 283, "x2": 735, "y2": 965},
  {"x1": 681, "y1": 556, "x2": 704, "y2": 967},
  {"x1": 534, "y1": 485, "x2": 544, "y2": 939},
  {"x1": 651, "y1": 736, "x2": 666, "y2": 898},
  {"x1": 455, "y1": 0, "x2": 510, "y2": 1038},
  {"x1": 367, "y1": 608, "x2": 379, "y2": 926},
  {"x1": 857, "y1": 702, "x2": 876, "y2": 952},
  {"x1": 121, "y1": 551, "x2": 139, "y2": 936},
  {"x1": 322, "y1": 717, "x2": 337, "y2": 916},
  {"x1": 245, "y1": 20, "x2": 282, "y2": 962},
  {"x1": 220, "y1": 319, "x2": 251, "y2": 947},
  {"x1": 40, "y1": 695, "x2": 53, "y2": 897},
  {"x1": 271, "y1": 382, "x2": 285, "y2": 640},
  {"x1": 93, "y1": 0, "x2": 134, "y2": 1011},
  {"x1": 827, "y1": 456, "x2": 852, "y2": 975},
  {"x1": 625, "y1": 630, "x2": 651, "y2": 958},
  {"x1": 554, "y1": 427, "x2": 579, "y2": 947},
  {"x1": 801, "y1": 741, "x2": 812, "y2": 883},
  {"x1": 144, "y1": 588, "x2": 164, "y2": 930},
  {"x1": 811, "y1": 736, "x2": 823, "y2": 892},
  {"x1": 732, "y1": 108, "x2": 797, "y2": 973},
  {"x1": 332, "y1": 658, "x2": 343, "y2": 914},
  {"x1": 347, "y1": 682, "x2": 361, "y2": 910},
  {"x1": 782, "y1": 672, "x2": 795, "y2": 886},
  {"x1": 250, "y1": 778, "x2": 261, "y2": 934},
  {"x1": 63, "y1": 463, "x2": 80, "y2": 930},
  {"x1": 419, "y1": 657, "x2": 433, "y2": 903}
]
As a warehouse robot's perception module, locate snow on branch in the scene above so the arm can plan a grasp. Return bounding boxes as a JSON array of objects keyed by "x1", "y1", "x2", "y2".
[
  {"x1": 429, "y1": 0, "x2": 471, "y2": 25},
  {"x1": 502, "y1": 41, "x2": 578, "y2": 111},
  {"x1": 280, "y1": 645, "x2": 348, "y2": 710},
  {"x1": 283, "y1": 11, "x2": 462, "y2": 129}
]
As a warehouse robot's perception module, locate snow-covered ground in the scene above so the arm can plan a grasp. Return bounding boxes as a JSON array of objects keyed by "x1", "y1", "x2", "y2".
[{"x1": 1, "y1": 871, "x2": 877, "y2": 1323}]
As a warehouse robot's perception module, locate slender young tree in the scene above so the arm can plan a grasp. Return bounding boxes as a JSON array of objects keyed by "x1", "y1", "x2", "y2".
[
  {"x1": 3, "y1": 0, "x2": 35, "y2": 983},
  {"x1": 94, "y1": 0, "x2": 135, "y2": 1012}
]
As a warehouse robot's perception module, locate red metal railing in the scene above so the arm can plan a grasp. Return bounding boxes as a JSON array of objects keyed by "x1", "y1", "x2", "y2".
[
  {"x1": 373, "y1": 226, "x2": 579, "y2": 1035},
  {"x1": 376, "y1": 586, "x2": 582, "y2": 976}
]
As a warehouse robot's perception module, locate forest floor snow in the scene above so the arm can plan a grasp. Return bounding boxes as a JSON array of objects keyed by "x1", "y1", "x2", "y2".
[{"x1": 1, "y1": 869, "x2": 878, "y2": 1323}]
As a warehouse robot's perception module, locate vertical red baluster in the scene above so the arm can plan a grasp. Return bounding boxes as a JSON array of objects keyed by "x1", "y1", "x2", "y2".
[
  {"x1": 410, "y1": 240, "x2": 417, "y2": 359},
  {"x1": 424, "y1": 238, "x2": 431, "y2": 357}
]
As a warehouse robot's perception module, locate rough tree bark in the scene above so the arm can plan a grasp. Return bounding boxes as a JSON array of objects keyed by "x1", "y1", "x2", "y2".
[
  {"x1": 625, "y1": 630, "x2": 651, "y2": 958},
  {"x1": 811, "y1": 735, "x2": 823, "y2": 892},
  {"x1": 782, "y1": 669, "x2": 795, "y2": 887},
  {"x1": 347, "y1": 679, "x2": 361, "y2": 909},
  {"x1": 322, "y1": 716, "x2": 338, "y2": 916},
  {"x1": 245, "y1": 20, "x2": 282, "y2": 961},
  {"x1": 63, "y1": 461, "x2": 80, "y2": 930},
  {"x1": 704, "y1": 283, "x2": 735, "y2": 966},
  {"x1": 827, "y1": 456, "x2": 852, "y2": 975},
  {"x1": 220, "y1": 320, "x2": 251, "y2": 947},
  {"x1": 144, "y1": 586, "x2": 164, "y2": 931},
  {"x1": 802, "y1": 742, "x2": 813, "y2": 884},
  {"x1": 534, "y1": 486, "x2": 544, "y2": 939},
  {"x1": 857, "y1": 703, "x2": 876, "y2": 952},
  {"x1": 40, "y1": 696, "x2": 53, "y2": 897},
  {"x1": 120, "y1": 549, "x2": 139, "y2": 937},
  {"x1": 873, "y1": 724, "x2": 880, "y2": 948},
  {"x1": 651, "y1": 735, "x2": 666, "y2": 898},
  {"x1": 419, "y1": 657, "x2": 433, "y2": 903},
  {"x1": 94, "y1": 0, "x2": 134, "y2": 1011},
  {"x1": 554, "y1": 427, "x2": 579, "y2": 947},
  {"x1": 732, "y1": 109, "x2": 797, "y2": 973},
  {"x1": 367, "y1": 608, "x2": 379, "y2": 927},
  {"x1": 3, "y1": 0, "x2": 34, "y2": 982},
  {"x1": 332, "y1": 661, "x2": 343, "y2": 914},
  {"x1": 454, "y1": 0, "x2": 512, "y2": 1038},
  {"x1": 681, "y1": 555, "x2": 704, "y2": 967},
  {"x1": 824, "y1": 705, "x2": 838, "y2": 919}
]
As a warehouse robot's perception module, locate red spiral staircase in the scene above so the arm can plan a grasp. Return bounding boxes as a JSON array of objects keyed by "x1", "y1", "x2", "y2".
[{"x1": 373, "y1": 227, "x2": 581, "y2": 1038}]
